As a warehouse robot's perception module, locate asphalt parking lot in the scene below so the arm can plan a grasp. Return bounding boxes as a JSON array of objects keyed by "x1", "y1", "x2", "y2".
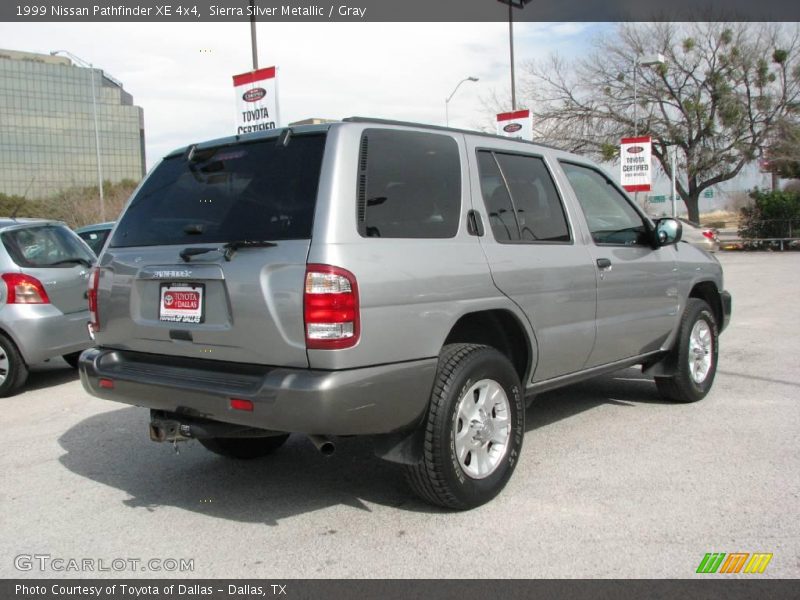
[{"x1": 1, "y1": 252, "x2": 798, "y2": 579}]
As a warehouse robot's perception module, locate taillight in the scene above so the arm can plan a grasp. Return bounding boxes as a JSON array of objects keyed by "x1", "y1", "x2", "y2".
[
  {"x1": 2, "y1": 273, "x2": 51, "y2": 304},
  {"x1": 304, "y1": 264, "x2": 359, "y2": 350},
  {"x1": 230, "y1": 398, "x2": 254, "y2": 412},
  {"x1": 88, "y1": 268, "x2": 100, "y2": 333},
  {"x1": 702, "y1": 230, "x2": 716, "y2": 240}
]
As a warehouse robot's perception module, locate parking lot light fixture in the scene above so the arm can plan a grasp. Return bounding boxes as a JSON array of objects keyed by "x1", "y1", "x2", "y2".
[
  {"x1": 633, "y1": 53, "x2": 666, "y2": 137},
  {"x1": 445, "y1": 77, "x2": 479, "y2": 127}
]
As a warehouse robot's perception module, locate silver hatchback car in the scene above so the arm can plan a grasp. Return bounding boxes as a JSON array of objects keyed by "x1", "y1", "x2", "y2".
[{"x1": 0, "y1": 219, "x2": 95, "y2": 396}]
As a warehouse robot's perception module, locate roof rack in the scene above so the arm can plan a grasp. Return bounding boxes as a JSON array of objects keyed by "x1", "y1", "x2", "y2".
[{"x1": 342, "y1": 116, "x2": 561, "y2": 151}]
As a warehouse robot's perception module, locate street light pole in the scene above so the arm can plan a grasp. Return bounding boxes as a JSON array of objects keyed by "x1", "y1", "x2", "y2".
[
  {"x1": 508, "y1": 2, "x2": 515, "y2": 110},
  {"x1": 88, "y1": 66, "x2": 105, "y2": 221},
  {"x1": 249, "y1": 0, "x2": 258, "y2": 69},
  {"x1": 630, "y1": 53, "x2": 665, "y2": 208},
  {"x1": 671, "y1": 146, "x2": 678, "y2": 218},
  {"x1": 633, "y1": 58, "x2": 638, "y2": 137},
  {"x1": 632, "y1": 53, "x2": 665, "y2": 137},
  {"x1": 51, "y1": 50, "x2": 105, "y2": 221},
  {"x1": 445, "y1": 77, "x2": 479, "y2": 127},
  {"x1": 497, "y1": 0, "x2": 532, "y2": 111}
]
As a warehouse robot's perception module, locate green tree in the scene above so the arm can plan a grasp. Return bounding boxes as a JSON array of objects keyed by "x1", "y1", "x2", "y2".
[
  {"x1": 764, "y1": 117, "x2": 800, "y2": 180},
  {"x1": 520, "y1": 23, "x2": 800, "y2": 222}
]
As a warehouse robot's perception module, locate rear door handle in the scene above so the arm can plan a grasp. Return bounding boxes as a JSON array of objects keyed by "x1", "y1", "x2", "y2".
[{"x1": 596, "y1": 258, "x2": 612, "y2": 269}]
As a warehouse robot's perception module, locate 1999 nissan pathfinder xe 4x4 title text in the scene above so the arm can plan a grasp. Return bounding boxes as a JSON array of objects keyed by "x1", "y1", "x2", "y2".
[{"x1": 80, "y1": 118, "x2": 731, "y2": 510}]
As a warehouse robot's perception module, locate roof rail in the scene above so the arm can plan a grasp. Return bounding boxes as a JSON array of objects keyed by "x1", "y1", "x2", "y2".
[{"x1": 342, "y1": 116, "x2": 562, "y2": 151}]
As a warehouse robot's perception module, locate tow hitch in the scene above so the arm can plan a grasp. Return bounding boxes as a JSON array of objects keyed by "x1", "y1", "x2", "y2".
[
  {"x1": 148, "y1": 410, "x2": 285, "y2": 453},
  {"x1": 149, "y1": 417, "x2": 193, "y2": 443}
]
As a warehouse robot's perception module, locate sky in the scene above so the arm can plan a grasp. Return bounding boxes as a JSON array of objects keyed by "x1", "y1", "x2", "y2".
[
  {"x1": 0, "y1": 20, "x2": 772, "y2": 209},
  {"x1": 0, "y1": 21, "x2": 606, "y2": 168}
]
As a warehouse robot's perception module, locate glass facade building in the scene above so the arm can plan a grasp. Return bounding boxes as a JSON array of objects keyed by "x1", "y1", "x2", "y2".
[{"x1": 0, "y1": 48, "x2": 145, "y2": 199}]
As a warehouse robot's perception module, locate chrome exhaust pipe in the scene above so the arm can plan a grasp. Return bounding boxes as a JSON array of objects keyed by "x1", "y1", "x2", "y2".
[{"x1": 308, "y1": 434, "x2": 335, "y2": 456}]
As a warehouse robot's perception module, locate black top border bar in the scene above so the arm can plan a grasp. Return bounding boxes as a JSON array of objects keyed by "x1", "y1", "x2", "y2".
[{"x1": 2, "y1": 0, "x2": 799, "y2": 22}]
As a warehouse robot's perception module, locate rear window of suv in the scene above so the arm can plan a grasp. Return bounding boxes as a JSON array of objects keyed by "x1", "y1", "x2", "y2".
[{"x1": 110, "y1": 133, "x2": 326, "y2": 247}]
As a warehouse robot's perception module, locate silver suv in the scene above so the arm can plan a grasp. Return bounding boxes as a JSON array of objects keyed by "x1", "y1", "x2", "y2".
[{"x1": 79, "y1": 119, "x2": 731, "y2": 509}]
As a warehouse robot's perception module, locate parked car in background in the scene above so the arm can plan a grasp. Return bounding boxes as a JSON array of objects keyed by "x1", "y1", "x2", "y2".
[
  {"x1": 75, "y1": 221, "x2": 115, "y2": 255},
  {"x1": 0, "y1": 219, "x2": 96, "y2": 396},
  {"x1": 678, "y1": 218, "x2": 719, "y2": 252}
]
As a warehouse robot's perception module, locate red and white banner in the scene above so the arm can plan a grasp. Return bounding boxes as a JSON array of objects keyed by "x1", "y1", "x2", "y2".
[
  {"x1": 232, "y1": 66, "x2": 278, "y2": 135},
  {"x1": 620, "y1": 136, "x2": 652, "y2": 192},
  {"x1": 496, "y1": 109, "x2": 532, "y2": 139}
]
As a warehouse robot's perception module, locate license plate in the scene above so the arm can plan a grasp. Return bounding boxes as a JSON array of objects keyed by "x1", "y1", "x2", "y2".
[{"x1": 159, "y1": 283, "x2": 204, "y2": 323}]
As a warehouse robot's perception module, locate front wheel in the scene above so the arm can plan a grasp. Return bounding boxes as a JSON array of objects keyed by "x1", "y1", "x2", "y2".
[
  {"x1": 199, "y1": 434, "x2": 290, "y2": 459},
  {"x1": 655, "y1": 298, "x2": 719, "y2": 403},
  {"x1": 405, "y1": 344, "x2": 525, "y2": 510}
]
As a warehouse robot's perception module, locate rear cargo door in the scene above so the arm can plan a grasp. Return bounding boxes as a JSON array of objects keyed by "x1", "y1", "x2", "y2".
[{"x1": 98, "y1": 133, "x2": 328, "y2": 368}]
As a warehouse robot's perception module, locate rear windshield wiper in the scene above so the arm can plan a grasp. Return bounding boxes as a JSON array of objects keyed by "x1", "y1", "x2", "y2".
[
  {"x1": 179, "y1": 240, "x2": 277, "y2": 262},
  {"x1": 43, "y1": 257, "x2": 94, "y2": 268}
]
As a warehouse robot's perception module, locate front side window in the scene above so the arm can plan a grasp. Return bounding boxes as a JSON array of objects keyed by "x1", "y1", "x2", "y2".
[
  {"x1": 476, "y1": 150, "x2": 570, "y2": 243},
  {"x1": 357, "y1": 129, "x2": 461, "y2": 238},
  {"x1": 560, "y1": 162, "x2": 649, "y2": 246}
]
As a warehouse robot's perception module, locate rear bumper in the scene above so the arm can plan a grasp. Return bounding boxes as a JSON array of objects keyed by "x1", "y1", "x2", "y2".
[
  {"x1": 720, "y1": 290, "x2": 732, "y2": 332},
  {"x1": 79, "y1": 347, "x2": 436, "y2": 436},
  {"x1": 0, "y1": 305, "x2": 92, "y2": 364}
]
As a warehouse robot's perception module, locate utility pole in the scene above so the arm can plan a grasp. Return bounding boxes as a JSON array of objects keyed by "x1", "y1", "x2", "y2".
[
  {"x1": 249, "y1": 0, "x2": 258, "y2": 69},
  {"x1": 497, "y1": 0, "x2": 532, "y2": 111}
]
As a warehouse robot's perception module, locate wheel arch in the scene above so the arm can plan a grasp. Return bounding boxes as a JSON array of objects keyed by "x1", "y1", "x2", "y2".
[
  {"x1": 643, "y1": 284, "x2": 721, "y2": 379},
  {"x1": 688, "y1": 280, "x2": 723, "y2": 329},
  {"x1": 443, "y1": 309, "x2": 532, "y2": 384},
  {"x1": 0, "y1": 323, "x2": 30, "y2": 364}
]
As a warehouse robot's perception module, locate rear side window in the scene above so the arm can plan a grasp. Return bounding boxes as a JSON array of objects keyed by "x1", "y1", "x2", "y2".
[
  {"x1": 111, "y1": 134, "x2": 326, "y2": 247},
  {"x1": 357, "y1": 129, "x2": 461, "y2": 238},
  {"x1": 477, "y1": 151, "x2": 520, "y2": 241},
  {"x1": 2, "y1": 225, "x2": 95, "y2": 268},
  {"x1": 476, "y1": 150, "x2": 570, "y2": 243}
]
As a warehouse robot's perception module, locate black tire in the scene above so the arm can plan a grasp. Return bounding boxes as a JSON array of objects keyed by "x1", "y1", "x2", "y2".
[
  {"x1": 405, "y1": 344, "x2": 525, "y2": 510},
  {"x1": 655, "y1": 298, "x2": 719, "y2": 403},
  {"x1": 199, "y1": 434, "x2": 290, "y2": 459},
  {"x1": 62, "y1": 352, "x2": 82, "y2": 369},
  {"x1": 0, "y1": 333, "x2": 29, "y2": 397}
]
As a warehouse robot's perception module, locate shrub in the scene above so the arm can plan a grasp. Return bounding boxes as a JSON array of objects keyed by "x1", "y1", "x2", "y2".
[{"x1": 739, "y1": 188, "x2": 800, "y2": 239}]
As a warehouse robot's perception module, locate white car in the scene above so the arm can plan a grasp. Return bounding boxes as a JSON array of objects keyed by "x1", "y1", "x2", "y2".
[{"x1": 678, "y1": 218, "x2": 719, "y2": 252}]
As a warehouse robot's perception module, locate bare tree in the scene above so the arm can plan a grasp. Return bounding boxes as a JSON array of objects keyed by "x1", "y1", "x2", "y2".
[{"x1": 521, "y1": 23, "x2": 800, "y2": 222}]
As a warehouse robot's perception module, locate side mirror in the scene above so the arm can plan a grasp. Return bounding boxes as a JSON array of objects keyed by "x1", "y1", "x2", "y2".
[{"x1": 655, "y1": 218, "x2": 682, "y2": 246}]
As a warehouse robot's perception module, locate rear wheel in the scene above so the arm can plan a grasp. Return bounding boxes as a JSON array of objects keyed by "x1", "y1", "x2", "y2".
[
  {"x1": 655, "y1": 298, "x2": 719, "y2": 403},
  {"x1": 0, "y1": 333, "x2": 28, "y2": 397},
  {"x1": 199, "y1": 434, "x2": 290, "y2": 459},
  {"x1": 405, "y1": 344, "x2": 525, "y2": 510}
]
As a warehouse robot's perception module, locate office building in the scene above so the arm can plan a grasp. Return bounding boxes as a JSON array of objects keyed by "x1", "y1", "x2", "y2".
[{"x1": 0, "y1": 48, "x2": 145, "y2": 199}]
